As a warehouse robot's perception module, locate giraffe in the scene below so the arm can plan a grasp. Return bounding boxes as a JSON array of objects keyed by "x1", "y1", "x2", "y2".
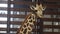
[{"x1": 16, "y1": 4, "x2": 46, "y2": 34}]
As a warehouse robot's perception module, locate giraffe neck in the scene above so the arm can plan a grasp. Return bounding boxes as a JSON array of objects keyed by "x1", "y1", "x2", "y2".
[{"x1": 16, "y1": 14, "x2": 36, "y2": 34}]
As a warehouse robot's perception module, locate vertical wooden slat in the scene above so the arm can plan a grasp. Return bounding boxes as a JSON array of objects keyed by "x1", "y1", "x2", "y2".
[{"x1": 7, "y1": 0, "x2": 10, "y2": 34}]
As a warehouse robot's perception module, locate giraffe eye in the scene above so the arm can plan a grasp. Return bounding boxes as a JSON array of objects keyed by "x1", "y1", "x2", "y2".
[{"x1": 34, "y1": 10, "x2": 37, "y2": 13}]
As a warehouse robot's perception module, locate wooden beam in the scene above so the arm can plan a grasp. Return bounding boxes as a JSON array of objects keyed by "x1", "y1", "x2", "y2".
[
  {"x1": 9, "y1": 1, "x2": 35, "y2": 5},
  {"x1": 0, "y1": 21, "x2": 7, "y2": 24},
  {"x1": 0, "y1": 7, "x2": 7, "y2": 10},
  {"x1": 43, "y1": 25, "x2": 52, "y2": 28},
  {"x1": 0, "y1": 14, "x2": 7, "y2": 17},
  {"x1": 10, "y1": 15, "x2": 26, "y2": 18},
  {"x1": 42, "y1": 18, "x2": 60, "y2": 22},
  {"x1": 44, "y1": 32, "x2": 60, "y2": 34},
  {"x1": 46, "y1": 4, "x2": 60, "y2": 8},
  {"x1": 9, "y1": 8, "x2": 31, "y2": 11},
  {"x1": 0, "y1": 28, "x2": 40, "y2": 32},
  {"x1": 44, "y1": 0, "x2": 60, "y2": 2},
  {"x1": 0, "y1": 1, "x2": 7, "y2": 3},
  {"x1": 43, "y1": 25, "x2": 60, "y2": 28}
]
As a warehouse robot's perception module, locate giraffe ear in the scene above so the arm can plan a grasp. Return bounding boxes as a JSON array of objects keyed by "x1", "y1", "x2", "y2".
[
  {"x1": 42, "y1": 6, "x2": 46, "y2": 11},
  {"x1": 36, "y1": 4, "x2": 38, "y2": 7},
  {"x1": 43, "y1": 7, "x2": 46, "y2": 11},
  {"x1": 40, "y1": 4, "x2": 42, "y2": 7}
]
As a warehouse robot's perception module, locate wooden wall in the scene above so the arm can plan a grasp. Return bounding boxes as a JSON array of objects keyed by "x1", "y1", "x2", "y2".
[
  {"x1": 42, "y1": 0, "x2": 60, "y2": 34},
  {"x1": 0, "y1": 0, "x2": 60, "y2": 34}
]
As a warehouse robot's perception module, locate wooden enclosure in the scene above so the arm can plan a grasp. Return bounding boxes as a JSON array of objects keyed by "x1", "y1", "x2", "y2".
[{"x1": 0, "y1": 0, "x2": 60, "y2": 34}]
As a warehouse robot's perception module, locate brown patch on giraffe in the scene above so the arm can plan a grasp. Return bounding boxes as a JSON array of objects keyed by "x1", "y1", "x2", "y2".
[
  {"x1": 29, "y1": 19, "x2": 33, "y2": 22},
  {"x1": 23, "y1": 28, "x2": 27, "y2": 34},
  {"x1": 27, "y1": 26, "x2": 32, "y2": 32},
  {"x1": 23, "y1": 24, "x2": 27, "y2": 28},
  {"x1": 20, "y1": 28, "x2": 24, "y2": 32},
  {"x1": 30, "y1": 24, "x2": 34, "y2": 28}
]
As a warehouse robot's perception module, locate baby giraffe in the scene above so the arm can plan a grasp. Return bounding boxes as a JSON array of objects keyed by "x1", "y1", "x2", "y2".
[{"x1": 16, "y1": 4, "x2": 46, "y2": 34}]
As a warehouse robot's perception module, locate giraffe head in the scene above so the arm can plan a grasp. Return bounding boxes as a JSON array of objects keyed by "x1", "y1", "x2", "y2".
[{"x1": 30, "y1": 4, "x2": 46, "y2": 18}]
